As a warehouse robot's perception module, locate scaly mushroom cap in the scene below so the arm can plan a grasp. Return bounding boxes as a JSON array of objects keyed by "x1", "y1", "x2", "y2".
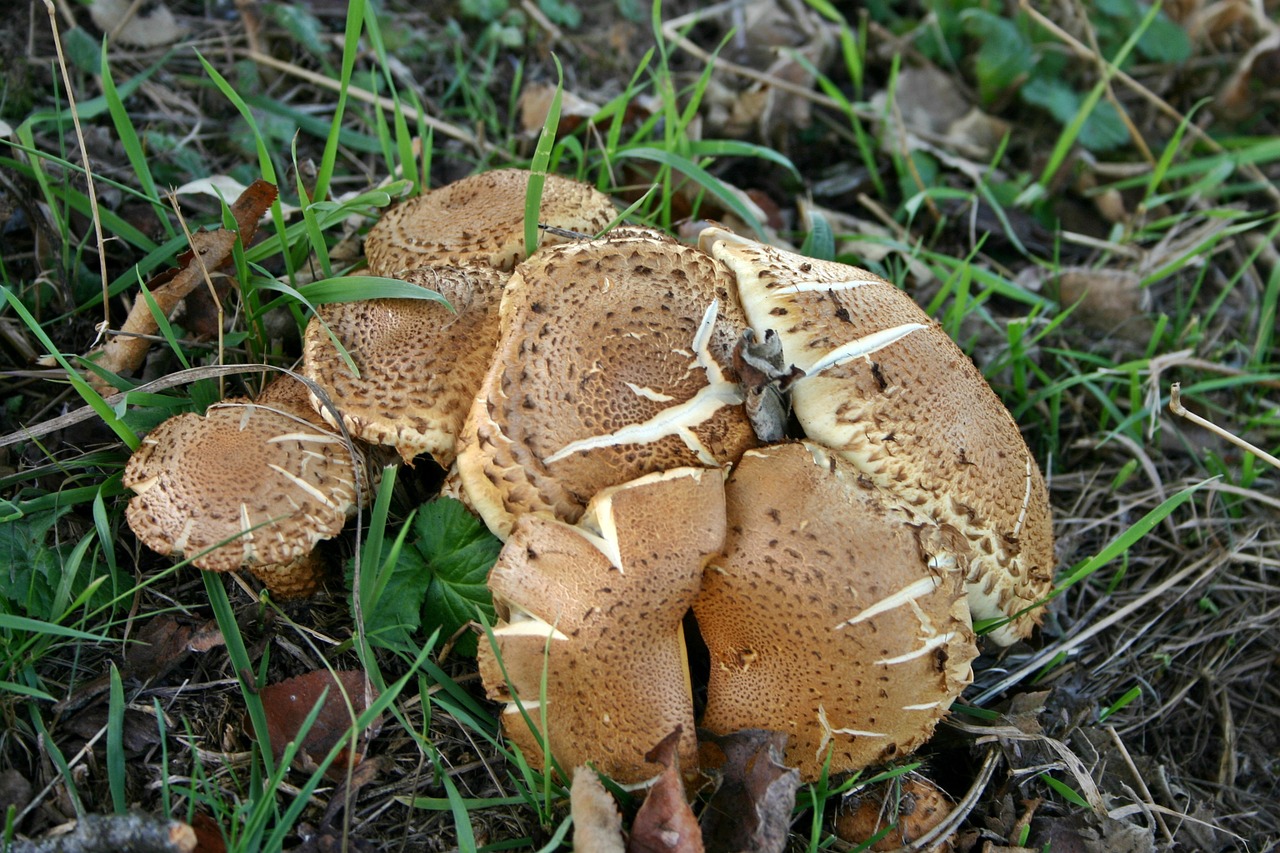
[
  {"x1": 478, "y1": 467, "x2": 726, "y2": 783},
  {"x1": 699, "y1": 227, "x2": 1054, "y2": 645},
  {"x1": 123, "y1": 376, "x2": 363, "y2": 595},
  {"x1": 302, "y1": 263, "x2": 506, "y2": 466},
  {"x1": 364, "y1": 169, "x2": 617, "y2": 276},
  {"x1": 695, "y1": 442, "x2": 977, "y2": 780},
  {"x1": 457, "y1": 228, "x2": 758, "y2": 539}
]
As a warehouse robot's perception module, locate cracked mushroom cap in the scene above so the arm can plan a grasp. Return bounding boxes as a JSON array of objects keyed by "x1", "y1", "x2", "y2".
[
  {"x1": 699, "y1": 227, "x2": 1054, "y2": 645},
  {"x1": 456, "y1": 228, "x2": 758, "y2": 539},
  {"x1": 478, "y1": 466, "x2": 726, "y2": 783},
  {"x1": 694, "y1": 441, "x2": 978, "y2": 781},
  {"x1": 123, "y1": 375, "x2": 365, "y2": 597},
  {"x1": 364, "y1": 169, "x2": 617, "y2": 276},
  {"x1": 302, "y1": 263, "x2": 506, "y2": 466}
]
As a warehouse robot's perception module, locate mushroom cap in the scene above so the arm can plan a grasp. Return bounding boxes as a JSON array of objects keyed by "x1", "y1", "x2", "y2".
[
  {"x1": 478, "y1": 466, "x2": 726, "y2": 783},
  {"x1": 302, "y1": 263, "x2": 506, "y2": 466},
  {"x1": 699, "y1": 227, "x2": 1054, "y2": 645},
  {"x1": 364, "y1": 169, "x2": 617, "y2": 276},
  {"x1": 123, "y1": 376, "x2": 363, "y2": 586},
  {"x1": 694, "y1": 441, "x2": 977, "y2": 780},
  {"x1": 457, "y1": 227, "x2": 758, "y2": 539}
]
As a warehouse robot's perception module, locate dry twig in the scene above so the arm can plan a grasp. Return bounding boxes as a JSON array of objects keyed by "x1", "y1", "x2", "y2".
[{"x1": 1169, "y1": 382, "x2": 1280, "y2": 471}]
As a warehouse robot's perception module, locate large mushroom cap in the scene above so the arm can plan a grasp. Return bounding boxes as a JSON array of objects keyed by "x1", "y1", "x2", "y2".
[
  {"x1": 123, "y1": 375, "x2": 364, "y2": 595},
  {"x1": 478, "y1": 466, "x2": 726, "y2": 783},
  {"x1": 699, "y1": 226, "x2": 1054, "y2": 645},
  {"x1": 457, "y1": 227, "x2": 759, "y2": 539},
  {"x1": 694, "y1": 441, "x2": 977, "y2": 780},
  {"x1": 364, "y1": 169, "x2": 617, "y2": 276},
  {"x1": 302, "y1": 263, "x2": 506, "y2": 466}
]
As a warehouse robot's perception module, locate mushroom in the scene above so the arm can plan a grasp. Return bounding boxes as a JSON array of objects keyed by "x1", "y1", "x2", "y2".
[
  {"x1": 694, "y1": 441, "x2": 977, "y2": 780},
  {"x1": 478, "y1": 466, "x2": 726, "y2": 783},
  {"x1": 301, "y1": 263, "x2": 506, "y2": 466},
  {"x1": 456, "y1": 227, "x2": 759, "y2": 539},
  {"x1": 123, "y1": 374, "x2": 367, "y2": 597},
  {"x1": 699, "y1": 226, "x2": 1054, "y2": 644},
  {"x1": 364, "y1": 169, "x2": 617, "y2": 276}
]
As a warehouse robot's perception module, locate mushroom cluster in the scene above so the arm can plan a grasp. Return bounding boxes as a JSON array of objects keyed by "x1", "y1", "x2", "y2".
[{"x1": 123, "y1": 169, "x2": 1054, "y2": 783}]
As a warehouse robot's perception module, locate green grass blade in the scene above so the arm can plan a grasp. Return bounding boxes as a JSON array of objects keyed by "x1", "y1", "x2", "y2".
[{"x1": 107, "y1": 663, "x2": 127, "y2": 813}]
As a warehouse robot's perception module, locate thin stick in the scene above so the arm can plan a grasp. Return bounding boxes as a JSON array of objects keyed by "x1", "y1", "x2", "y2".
[
  {"x1": 40, "y1": 0, "x2": 113, "y2": 345},
  {"x1": 1169, "y1": 382, "x2": 1280, "y2": 471},
  {"x1": 1107, "y1": 725, "x2": 1174, "y2": 844},
  {"x1": 244, "y1": 50, "x2": 506, "y2": 157}
]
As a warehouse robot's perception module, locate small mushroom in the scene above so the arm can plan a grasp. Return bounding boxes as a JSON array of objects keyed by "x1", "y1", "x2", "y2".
[
  {"x1": 302, "y1": 263, "x2": 506, "y2": 466},
  {"x1": 123, "y1": 375, "x2": 367, "y2": 597},
  {"x1": 834, "y1": 774, "x2": 955, "y2": 851},
  {"x1": 699, "y1": 226, "x2": 1054, "y2": 644},
  {"x1": 364, "y1": 169, "x2": 617, "y2": 276},
  {"x1": 478, "y1": 466, "x2": 726, "y2": 783},
  {"x1": 457, "y1": 227, "x2": 759, "y2": 539},
  {"x1": 694, "y1": 441, "x2": 977, "y2": 780}
]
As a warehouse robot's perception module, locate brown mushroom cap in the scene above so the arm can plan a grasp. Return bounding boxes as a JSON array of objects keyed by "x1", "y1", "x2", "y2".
[
  {"x1": 302, "y1": 263, "x2": 506, "y2": 466},
  {"x1": 694, "y1": 441, "x2": 977, "y2": 780},
  {"x1": 123, "y1": 375, "x2": 364, "y2": 596},
  {"x1": 478, "y1": 466, "x2": 726, "y2": 783},
  {"x1": 364, "y1": 169, "x2": 617, "y2": 276},
  {"x1": 457, "y1": 227, "x2": 758, "y2": 539},
  {"x1": 699, "y1": 227, "x2": 1054, "y2": 645}
]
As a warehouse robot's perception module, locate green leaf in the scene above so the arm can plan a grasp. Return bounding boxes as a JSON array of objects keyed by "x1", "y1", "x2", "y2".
[
  {"x1": 1021, "y1": 76, "x2": 1130, "y2": 152},
  {"x1": 1136, "y1": 14, "x2": 1191, "y2": 63},
  {"x1": 461, "y1": 0, "x2": 509, "y2": 22},
  {"x1": 0, "y1": 507, "x2": 71, "y2": 615},
  {"x1": 538, "y1": 0, "x2": 582, "y2": 28},
  {"x1": 359, "y1": 526, "x2": 430, "y2": 652},
  {"x1": 411, "y1": 499, "x2": 501, "y2": 656},
  {"x1": 269, "y1": 2, "x2": 331, "y2": 59},
  {"x1": 961, "y1": 10, "x2": 1034, "y2": 105}
]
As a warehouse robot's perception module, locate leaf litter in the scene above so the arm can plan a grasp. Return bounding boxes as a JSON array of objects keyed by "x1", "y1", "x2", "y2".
[{"x1": 1, "y1": 0, "x2": 1277, "y2": 850}]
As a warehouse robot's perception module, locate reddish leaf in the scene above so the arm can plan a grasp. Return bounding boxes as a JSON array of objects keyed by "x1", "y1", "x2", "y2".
[
  {"x1": 255, "y1": 670, "x2": 381, "y2": 780},
  {"x1": 628, "y1": 727, "x2": 703, "y2": 853},
  {"x1": 698, "y1": 730, "x2": 798, "y2": 853},
  {"x1": 190, "y1": 812, "x2": 227, "y2": 853}
]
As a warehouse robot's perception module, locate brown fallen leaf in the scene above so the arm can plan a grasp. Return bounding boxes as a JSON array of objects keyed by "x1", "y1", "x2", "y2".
[
  {"x1": 87, "y1": 179, "x2": 277, "y2": 391},
  {"x1": 570, "y1": 768, "x2": 627, "y2": 853},
  {"x1": 628, "y1": 727, "x2": 703, "y2": 853},
  {"x1": 190, "y1": 812, "x2": 227, "y2": 853},
  {"x1": 697, "y1": 729, "x2": 798, "y2": 853},
  {"x1": 88, "y1": 0, "x2": 186, "y2": 48},
  {"x1": 255, "y1": 670, "x2": 381, "y2": 781},
  {"x1": 0, "y1": 768, "x2": 33, "y2": 827},
  {"x1": 1053, "y1": 268, "x2": 1153, "y2": 344}
]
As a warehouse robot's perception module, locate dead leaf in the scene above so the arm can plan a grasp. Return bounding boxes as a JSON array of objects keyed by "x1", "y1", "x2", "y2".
[
  {"x1": 87, "y1": 180, "x2": 277, "y2": 390},
  {"x1": 60, "y1": 705, "x2": 166, "y2": 755},
  {"x1": 1032, "y1": 810, "x2": 1156, "y2": 853},
  {"x1": 190, "y1": 812, "x2": 227, "y2": 853},
  {"x1": 89, "y1": 0, "x2": 186, "y2": 48},
  {"x1": 628, "y1": 727, "x2": 703, "y2": 853},
  {"x1": 0, "y1": 769, "x2": 33, "y2": 826},
  {"x1": 518, "y1": 83, "x2": 600, "y2": 138},
  {"x1": 570, "y1": 768, "x2": 627, "y2": 853},
  {"x1": 697, "y1": 730, "x2": 798, "y2": 853},
  {"x1": 1053, "y1": 268, "x2": 1153, "y2": 343},
  {"x1": 256, "y1": 670, "x2": 381, "y2": 780}
]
